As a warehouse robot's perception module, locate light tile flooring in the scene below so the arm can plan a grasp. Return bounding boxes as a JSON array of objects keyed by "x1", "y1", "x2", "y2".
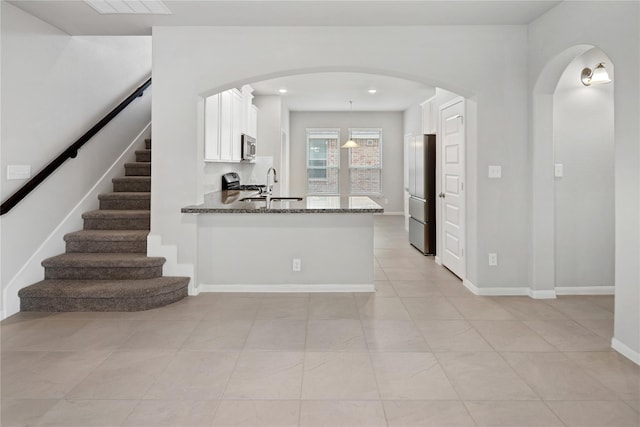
[{"x1": 2, "y1": 215, "x2": 639, "y2": 426}]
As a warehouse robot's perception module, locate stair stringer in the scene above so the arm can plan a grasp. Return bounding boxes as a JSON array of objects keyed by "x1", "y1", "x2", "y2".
[
  {"x1": 147, "y1": 234, "x2": 196, "y2": 295},
  {"x1": 1, "y1": 123, "x2": 152, "y2": 320}
]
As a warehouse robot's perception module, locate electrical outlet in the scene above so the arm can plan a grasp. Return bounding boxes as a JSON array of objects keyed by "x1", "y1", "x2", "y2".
[
  {"x1": 488, "y1": 253, "x2": 498, "y2": 266},
  {"x1": 292, "y1": 258, "x2": 301, "y2": 272}
]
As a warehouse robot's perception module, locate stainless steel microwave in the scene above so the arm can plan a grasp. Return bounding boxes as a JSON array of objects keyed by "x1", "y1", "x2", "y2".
[{"x1": 241, "y1": 134, "x2": 256, "y2": 161}]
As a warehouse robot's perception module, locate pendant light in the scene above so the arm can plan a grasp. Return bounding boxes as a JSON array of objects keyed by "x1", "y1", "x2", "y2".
[{"x1": 341, "y1": 100, "x2": 359, "y2": 148}]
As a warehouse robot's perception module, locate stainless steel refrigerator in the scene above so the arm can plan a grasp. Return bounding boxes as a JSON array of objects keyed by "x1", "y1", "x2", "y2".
[{"x1": 408, "y1": 134, "x2": 436, "y2": 255}]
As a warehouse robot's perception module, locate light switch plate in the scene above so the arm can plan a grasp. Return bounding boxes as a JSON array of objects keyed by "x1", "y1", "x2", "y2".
[
  {"x1": 488, "y1": 253, "x2": 498, "y2": 266},
  {"x1": 488, "y1": 165, "x2": 502, "y2": 178},
  {"x1": 554, "y1": 163, "x2": 564, "y2": 178},
  {"x1": 7, "y1": 165, "x2": 31, "y2": 180}
]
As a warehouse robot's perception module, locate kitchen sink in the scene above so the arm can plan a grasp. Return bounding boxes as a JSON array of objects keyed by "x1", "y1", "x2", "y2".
[
  {"x1": 240, "y1": 196, "x2": 303, "y2": 202},
  {"x1": 271, "y1": 197, "x2": 303, "y2": 201}
]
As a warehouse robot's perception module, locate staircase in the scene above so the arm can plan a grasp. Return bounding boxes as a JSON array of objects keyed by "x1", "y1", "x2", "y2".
[{"x1": 18, "y1": 138, "x2": 190, "y2": 312}]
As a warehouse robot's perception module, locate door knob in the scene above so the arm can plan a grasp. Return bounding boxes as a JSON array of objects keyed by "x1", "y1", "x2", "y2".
[{"x1": 439, "y1": 192, "x2": 445, "y2": 198}]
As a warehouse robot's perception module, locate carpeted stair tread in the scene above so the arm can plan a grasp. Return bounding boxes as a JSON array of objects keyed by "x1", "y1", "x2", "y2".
[
  {"x1": 82, "y1": 209, "x2": 150, "y2": 219},
  {"x1": 135, "y1": 149, "x2": 151, "y2": 162},
  {"x1": 98, "y1": 192, "x2": 150, "y2": 201},
  {"x1": 83, "y1": 209, "x2": 150, "y2": 231},
  {"x1": 124, "y1": 162, "x2": 151, "y2": 176},
  {"x1": 98, "y1": 192, "x2": 150, "y2": 210},
  {"x1": 19, "y1": 277, "x2": 189, "y2": 299},
  {"x1": 64, "y1": 230, "x2": 148, "y2": 253},
  {"x1": 42, "y1": 253, "x2": 165, "y2": 268},
  {"x1": 112, "y1": 176, "x2": 151, "y2": 192},
  {"x1": 64, "y1": 230, "x2": 149, "y2": 243}
]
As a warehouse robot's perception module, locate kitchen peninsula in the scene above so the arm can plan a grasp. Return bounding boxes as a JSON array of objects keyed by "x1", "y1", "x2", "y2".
[{"x1": 182, "y1": 191, "x2": 383, "y2": 292}]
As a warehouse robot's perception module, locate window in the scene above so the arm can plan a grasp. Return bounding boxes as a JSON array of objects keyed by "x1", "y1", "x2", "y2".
[
  {"x1": 348, "y1": 128, "x2": 382, "y2": 195},
  {"x1": 306, "y1": 129, "x2": 340, "y2": 194}
]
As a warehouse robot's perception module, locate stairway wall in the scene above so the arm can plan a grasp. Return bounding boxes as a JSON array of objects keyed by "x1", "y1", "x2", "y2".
[{"x1": 0, "y1": 3, "x2": 152, "y2": 319}]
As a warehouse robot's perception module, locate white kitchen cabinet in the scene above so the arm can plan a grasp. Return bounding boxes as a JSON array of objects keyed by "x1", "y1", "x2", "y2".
[
  {"x1": 241, "y1": 85, "x2": 254, "y2": 135},
  {"x1": 248, "y1": 104, "x2": 258, "y2": 139},
  {"x1": 420, "y1": 99, "x2": 434, "y2": 134},
  {"x1": 231, "y1": 89, "x2": 242, "y2": 161},
  {"x1": 219, "y1": 90, "x2": 233, "y2": 161},
  {"x1": 204, "y1": 88, "x2": 243, "y2": 162},
  {"x1": 204, "y1": 94, "x2": 221, "y2": 160}
]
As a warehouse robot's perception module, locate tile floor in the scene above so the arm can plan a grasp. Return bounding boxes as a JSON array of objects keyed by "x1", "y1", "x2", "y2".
[{"x1": 2, "y1": 215, "x2": 639, "y2": 426}]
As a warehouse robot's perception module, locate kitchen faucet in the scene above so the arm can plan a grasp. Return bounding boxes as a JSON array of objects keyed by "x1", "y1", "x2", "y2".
[{"x1": 266, "y1": 167, "x2": 278, "y2": 195}]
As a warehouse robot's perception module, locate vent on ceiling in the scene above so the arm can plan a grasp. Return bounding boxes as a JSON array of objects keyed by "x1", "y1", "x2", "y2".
[{"x1": 84, "y1": 0, "x2": 171, "y2": 15}]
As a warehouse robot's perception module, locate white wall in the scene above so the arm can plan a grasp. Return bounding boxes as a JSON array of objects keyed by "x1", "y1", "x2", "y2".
[
  {"x1": 0, "y1": 2, "x2": 152, "y2": 315},
  {"x1": 254, "y1": 95, "x2": 283, "y2": 189},
  {"x1": 529, "y1": 1, "x2": 639, "y2": 362},
  {"x1": 151, "y1": 24, "x2": 528, "y2": 300},
  {"x1": 289, "y1": 111, "x2": 404, "y2": 212},
  {"x1": 554, "y1": 47, "x2": 614, "y2": 290}
]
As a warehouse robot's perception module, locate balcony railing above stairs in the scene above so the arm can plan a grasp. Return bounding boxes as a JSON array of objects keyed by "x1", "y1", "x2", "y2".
[{"x1": 0, "y1": 77, "x2": 152, "y2": 216}]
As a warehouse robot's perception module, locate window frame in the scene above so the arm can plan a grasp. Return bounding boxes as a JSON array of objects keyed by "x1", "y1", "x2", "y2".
[{"x1": 306, "y1": 128, "x2": 341, "y2": 195}]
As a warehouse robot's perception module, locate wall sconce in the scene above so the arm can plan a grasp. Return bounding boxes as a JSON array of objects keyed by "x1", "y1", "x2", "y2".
[{"x1": 581, "y1": 62, "x2": 612, "y2": 86}]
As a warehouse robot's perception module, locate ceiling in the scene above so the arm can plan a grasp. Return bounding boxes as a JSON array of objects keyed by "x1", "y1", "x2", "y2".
[
  {"x1": 9, "y1": 1, "x2": 562, "y2": 36},
  {"x1": 251, "y1": 72, "x2": 435, "y2": 111},
  {"x1": 7, "y1": 0, "x2": 561, "y2": 111}
]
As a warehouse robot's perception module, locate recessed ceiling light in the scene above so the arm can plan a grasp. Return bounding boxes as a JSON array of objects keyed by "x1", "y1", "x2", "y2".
[
  {"x1": 279, "y1": 89, "x2": 288, "y2": 94},
  {"x1": 368, "y1": 89, "x2": 377, "y2": 94},
  {"x1": 84, "y1": 0, "x2": 172, "y2": 15}
]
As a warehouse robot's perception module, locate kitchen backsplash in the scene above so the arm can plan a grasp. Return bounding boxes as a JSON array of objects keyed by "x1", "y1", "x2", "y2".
[{"x1": 203, "y1": 156, "x2": 274, "y2": 193}]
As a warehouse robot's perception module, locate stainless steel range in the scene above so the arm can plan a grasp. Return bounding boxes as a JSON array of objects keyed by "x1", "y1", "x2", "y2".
[{"x1": 221, "y1": 172, "x2": 265, "y2": 192}]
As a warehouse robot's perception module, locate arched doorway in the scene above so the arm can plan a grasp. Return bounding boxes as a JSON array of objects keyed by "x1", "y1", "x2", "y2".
[
  {"x1": 530, "y1": 45, "x2": 615, "y2": 296},
  {"x1": 196, "y1": 70, "x2": 474, "y2": 284}
]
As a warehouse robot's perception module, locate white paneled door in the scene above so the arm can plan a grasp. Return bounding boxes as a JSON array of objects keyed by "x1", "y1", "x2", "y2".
[{"x1": 440, "y1": 98, "x2": 465, "y2": 279}]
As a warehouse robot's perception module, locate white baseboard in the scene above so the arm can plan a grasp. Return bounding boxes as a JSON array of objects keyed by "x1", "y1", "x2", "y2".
[
  {"x1": 147, "y1": 234, "x2": 195, "y2": 295},
  {"x1": 199, "y1": 283, "x2": 375, "y2": 293},
  {"x1": 2, "y1": 124, "x2": 151, "y2": 321},
  {"x1": 434, "y1": 256, "x2": 442, "y2": 265},
  {"x1": 529, "y1": 289, "x2": 557, "y2": 299},
  {"x1": 556, "y1": 286, "x2": 614, "y2": 295},
  {"x1": 461, "y1": 282, "x2": 613, "y2": 299},
  {"x1": 463, "y1": 279, "x2": 531, "y2": 296},
  {"x1": 612, "y1": 337, "x2": 640, "y2": 365},
  {"x1": 462, "y1": 279, "x2": 557, "y2": 299}
]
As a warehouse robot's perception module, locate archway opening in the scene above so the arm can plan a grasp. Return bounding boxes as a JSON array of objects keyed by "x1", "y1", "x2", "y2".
[
  {"x1": 552, "y1": 47, "x2": 614, "y2": 294},
  {"x1": 196, "y1": 70, "x2": 472, "y2": 281},
  {"x1": 530, "y1": 45, "x2": 614, "y2": 298}
]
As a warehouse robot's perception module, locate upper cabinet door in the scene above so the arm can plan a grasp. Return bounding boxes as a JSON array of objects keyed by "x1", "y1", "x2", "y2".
[
  {"x1": 204, "y1": 86, "x2": 258, "y2": 162},
  {"x1": 248, "y1": 105, "x2": 258, "y2": 139},
  {"x1": 231, "y1": 89, "x2": 243, "y2": 162},
  {"x1": 204, "y1": 94, "x2": 221, "y2": 161},
  {"x1": 219, "y1": 90, "x2": 233, "y2": 161}
]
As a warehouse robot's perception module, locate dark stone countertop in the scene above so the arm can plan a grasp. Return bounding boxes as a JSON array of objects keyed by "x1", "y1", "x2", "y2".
[{"x1": 181, "y1": 191, "x2": 384, "y2": 214}]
